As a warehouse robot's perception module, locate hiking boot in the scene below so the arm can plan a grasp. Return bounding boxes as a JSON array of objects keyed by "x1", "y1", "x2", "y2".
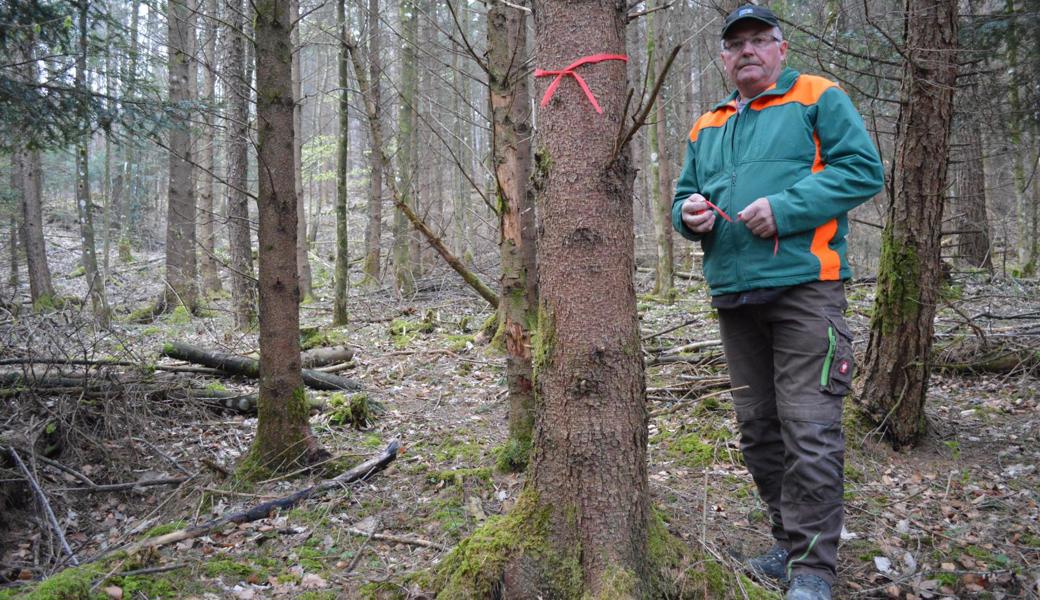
[
  {"x1": 786, "y1": 574, "x2": 831, "y2": 600},
  {"x1": 746, "y1": 544, "x2": 789, "y2": 583}
]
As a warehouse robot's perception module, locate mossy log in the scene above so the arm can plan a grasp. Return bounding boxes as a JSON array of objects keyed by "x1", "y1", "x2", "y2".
[
  {"x1": 933, "y1": 344, "x2": 1039, "y2": 374},
  {"x1": 161, "y1": 342, "x2": 361, "y2": 391}
]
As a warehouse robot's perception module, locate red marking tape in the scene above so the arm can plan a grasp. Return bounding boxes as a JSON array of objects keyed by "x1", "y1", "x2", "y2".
[{"x1": 534, "y1": 54, "x2": 628, "y2": 114}]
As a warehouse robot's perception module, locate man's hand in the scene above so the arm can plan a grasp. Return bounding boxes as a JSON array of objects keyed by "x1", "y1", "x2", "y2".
[
  {"x1": 738, "y1": 198, "x2": 777, "y2": 239},
  {"x1": 681, "y1": 194, "x2": 716, "y2": 234}
]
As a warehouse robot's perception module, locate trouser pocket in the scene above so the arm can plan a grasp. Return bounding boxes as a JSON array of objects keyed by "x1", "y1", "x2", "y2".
[{"x1": 820, "y1": 314, "x2": 854, "y2": 396}]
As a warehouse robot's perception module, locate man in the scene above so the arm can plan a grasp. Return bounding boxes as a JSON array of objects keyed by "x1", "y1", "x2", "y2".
[{"x1": 671, "y1": 5, "x2": 884, "y2": 600}]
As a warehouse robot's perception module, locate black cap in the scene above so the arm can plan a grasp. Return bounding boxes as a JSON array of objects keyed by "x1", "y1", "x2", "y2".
[{"x1": 721, "y1": 4, "x2": 780, "y2": 38}]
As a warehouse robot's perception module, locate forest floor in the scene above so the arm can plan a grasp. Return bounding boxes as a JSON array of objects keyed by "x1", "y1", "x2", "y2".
[{"x1": 1, "y1": 235, "x2": 1039, "y2": 600}]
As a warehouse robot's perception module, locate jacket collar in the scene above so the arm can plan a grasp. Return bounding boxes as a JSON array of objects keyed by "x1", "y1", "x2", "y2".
[{"x1": 711, "y1": 67, "x2": 801, "y2": 111}]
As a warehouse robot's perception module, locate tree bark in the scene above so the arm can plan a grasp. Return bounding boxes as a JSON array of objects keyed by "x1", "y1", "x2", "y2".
[
  {"x1": 488, "y1": 0, "x2": 537, "y2": 469},
  {"x1": 332, "y1": 0, "x2": 351, "y2": 326},
  {"x1": 858, "y1": 0, "x2": 958, "y2": 448},
  {"x1": 199, "y1": 0, "x2": 223, "y2": 295},
  {"x1": 164, "y1": 0, "x2": 199, "y2": 312},
  {"x1": 243, "y1": 0, "x2": 328, "y2": 475},
  {"x1": 225, "y1": 0, "x2": 257, "y2": 328},
  {"x1": 499, "y1": 0, "x2": 651, "y2": 593},
  {"x1": 361, "y1": 0, "x2": 383, "y2": 282}
]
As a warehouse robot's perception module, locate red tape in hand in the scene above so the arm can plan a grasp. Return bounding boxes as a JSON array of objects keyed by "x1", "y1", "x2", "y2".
[
  {"x1": 534, "y1": 54, "x2": 628, "y2": 114},
  {"x1": 700, "y1": 200, "x2": 779, "y2": 255},
  {"x1": 699, "y1": 199, "x2": 733, "y2": 222}
]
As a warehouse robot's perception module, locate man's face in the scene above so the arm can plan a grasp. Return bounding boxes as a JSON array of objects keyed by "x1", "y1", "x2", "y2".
[{"x1": 721, "y1": 20, "x2": 788, "y2": 99}]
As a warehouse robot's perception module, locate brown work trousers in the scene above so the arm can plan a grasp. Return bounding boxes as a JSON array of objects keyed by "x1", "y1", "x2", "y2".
[{"x1": 718, "y1": 280, "x2": 852, "y2": 585}]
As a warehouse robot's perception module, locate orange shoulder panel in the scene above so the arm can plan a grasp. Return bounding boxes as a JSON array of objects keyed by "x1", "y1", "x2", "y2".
[
  {"x1": 752, "y1": 75, "x2": 838, "y2": 111},
  {"x1": 689, "y1": 106, "x2": 736, "y2": 142}
]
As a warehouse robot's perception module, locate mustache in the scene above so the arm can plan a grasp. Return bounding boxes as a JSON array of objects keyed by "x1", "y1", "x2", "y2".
[{"x1": 737, "y1": 60, "x2": 761, "y2": 69}]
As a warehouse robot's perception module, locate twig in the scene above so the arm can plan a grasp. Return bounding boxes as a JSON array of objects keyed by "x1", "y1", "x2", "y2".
[
  {"x1": 612, "y1": 44, "x2": 681, "y2": 161},
  {"x1": 112, "y1": 563, "x2": 189, "y2": 578},
  {"x1": 641, "y1": 316, "x2": 706, "y2": 342},
  {"x1": 345, "y1": 528, "x2": 448, "y2": 551},
  {"x1": 344, "y1": 528, "x2": 377, "y2": 574},
  {"x1": 7, "y1": 447, "x2": 80, "y2": 566},
  {"x1": 132, "y1": 437, "x2": 192, "y2": 476},
  {"x1": 626, "y1": 0, "x2": 672, "y2": 22},
  {"x1": 649, "y1": 386, "x2": 747, "y2": 417},
  {"x1": 58, "y1": 478, "x2": 188, "y2": 493}
]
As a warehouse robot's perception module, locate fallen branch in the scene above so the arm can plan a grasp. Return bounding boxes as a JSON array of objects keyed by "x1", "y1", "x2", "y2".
[
  {"x1": 118, "y1": 440, "x2": 400, "y2": 555},
  {"x1": 344, "y1": 527, "x2": 448, "y2": 551},
  {"x1": 160, "y1": 342, "x2": 361, "y2": 392},
  {"x1": 58, "y1": 477, "x2": 188, "y2": 493},
  {"x1": 7, "y1": 447, "x2": 80, "y2": 565},
  {"x1": 301, "y1": 346, "x2": 355, "y2": 369}
]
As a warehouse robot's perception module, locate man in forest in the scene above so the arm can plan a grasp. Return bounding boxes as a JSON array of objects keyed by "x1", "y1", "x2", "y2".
[{"x1": 671, "y1": 5, "x2": 884, "y2": 600}]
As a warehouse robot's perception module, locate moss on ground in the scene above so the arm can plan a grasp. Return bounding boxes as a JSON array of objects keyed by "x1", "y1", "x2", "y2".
[
  {"x1": 494, "y1": 437, "x2": 531, "y2": 473},
  {"x1": 13, "y1": 563, "x2": 106, "y2": 600},
  {"x1": 142, "y1": 520, "x2": 186, "y2": 539}
]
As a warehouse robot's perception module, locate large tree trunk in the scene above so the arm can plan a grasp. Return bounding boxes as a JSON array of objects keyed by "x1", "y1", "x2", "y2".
[
  {"x1": 332, "y1": 0, "x2": 351, "y2": 326},
  {"x1": 488, "y1": 0, "x2": 537, "y2": 470},
  {"x1": 361, "y1": 0, "x2": 383, "y2": 283},
  {"x1": 164, "y1": 0, "x2": 199, "y2": 312},
  {"x1": 858, "y1": 0, "x2": 958, "y2": 448},
  {"x1": 393, "y1": 0, "x2": 418, "y2": 297},
  {"x1": 198, "y1": 0, "x2": 223, "y2": 295},
  {"x1": 76, "y1": 0, "x2": 110, "y2": 326},
  {"x1": 241, "y1": 0, "x2": 327, "y2": 476},
  {"x1": 525, "y1": 1, "x2": 648, "y2": 591},
  {"x1": 225, "y1": 0, "x2": 256, "y2": 328}
]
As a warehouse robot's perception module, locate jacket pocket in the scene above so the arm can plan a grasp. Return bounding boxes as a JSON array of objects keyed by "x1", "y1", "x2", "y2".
[{"x1": 819, "y1": 314, "x2": 854, "y2": 396}]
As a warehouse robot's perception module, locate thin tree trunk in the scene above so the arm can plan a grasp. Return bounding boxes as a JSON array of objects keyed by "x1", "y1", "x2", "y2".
[
  {"x1": 333, "y1": 0, "x2": 351, "y2": 326},
  {"x1": 8, "y1": 209, "x2": 18, "y2": 292},
  {"x1": 393, "y1": 0, "x2": 418, "y2": 297},
  {"x1": 76, "y1": 0, "x2": 110, "y2": 326},
  {"x1": 291, "y1": 0, "x2": 314, "y2": 300},
  {"x1": 164, "y1": 0, "x2": 199, "y2": 311},
  {"x1": 199, "y1": 0, "x2": 223, "y2": 295},
  {"x1": 346, "y1": 36, "x2": 499, "y2": 308},
  {"x1": 648, "y1": 2, "x2": 673, "y2": 297},
  {"x1": 14, "y1": 38, "x2": 55, "y2": 307},
  {"x1": 858, "y1": 0, "x2": 958, "y2": 448},
  {"x1": 242, "y1": 0, "x2": 327, "y2": 476},
  {"x1": 488, "y1": 0, "x2": 536, "y2": 470},
  {"x1": 361, "y1": 0, "x2": 383, "y2": 282},
  {"x1": 226, "y1": 0, "x2": 256, "y2": 328},
  {"x1": 954, "y1": 89, "x2": 992, "y2": 271},
  {"x1": 118, "y1": 0, "x2": 140, "y2": 264}
]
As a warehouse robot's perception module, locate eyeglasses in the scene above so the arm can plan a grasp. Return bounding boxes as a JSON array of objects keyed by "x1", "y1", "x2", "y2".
[{"x1": 722, "y1": 35, "x2": 781, "y2": 53}]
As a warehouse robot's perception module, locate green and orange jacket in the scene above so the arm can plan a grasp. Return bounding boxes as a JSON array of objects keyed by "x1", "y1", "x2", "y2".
[{"x1": 671, "y1": 67, "x2": 884, "y2": 296}]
